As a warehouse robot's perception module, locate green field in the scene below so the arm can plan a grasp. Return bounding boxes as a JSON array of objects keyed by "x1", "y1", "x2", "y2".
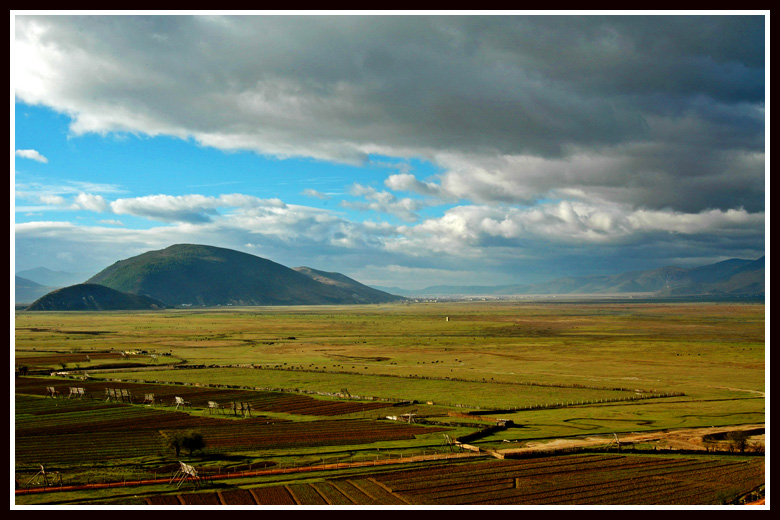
[{"x1": 14, "y1": 300, "x2": 765, "y2": 505}]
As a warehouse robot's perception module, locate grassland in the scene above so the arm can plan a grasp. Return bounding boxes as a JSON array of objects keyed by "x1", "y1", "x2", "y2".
[{"x1": 14, "y1": 300, "x2": 765, "y2": 505}]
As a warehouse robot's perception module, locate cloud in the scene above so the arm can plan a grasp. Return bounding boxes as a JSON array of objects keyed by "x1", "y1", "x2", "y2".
[
  {"x1": 387, "y1": 145, "x2": 765, "y2": 213},
  {"x1": 12, "y1": 15, "x2": 766, "y2": 286},
  {"x1": 15, "y1": 149, "x2": 48, "y2": 163},
  {"x1": 15, "y1": 194, "x2": 765, "y2": 286},
  {"x1": 109, "y1": 194, "x2": 285, "y2": 223},
  {"x1": 72, "y1": 193, "x2": 108, "y2": 212},
  {"x1": 13, "y1": 15, "x2": 765, "y2": 213},
  {"x1": 384, "y1": 173, "x2": 444, "y2": 198},
  {"x1": 301, "y1": 188, "x2": 331, "y2": 200},
  {"x1": 15, "y1": 177, "x2": 126, "y2": 204},
  {"x1": 342, "y1": 183, "x2": 435, "y2": 222},
  {"x1": 39, "y1": 194, "x2": 65, "y2": 205},
  {"x1": 389, "y1": 202, "x2": 765, "y2": 260}
]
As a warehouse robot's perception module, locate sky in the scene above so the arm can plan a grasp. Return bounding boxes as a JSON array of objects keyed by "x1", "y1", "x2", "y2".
[{"x1": 12, "y1": 13, "x2": 767, "y2": 290}]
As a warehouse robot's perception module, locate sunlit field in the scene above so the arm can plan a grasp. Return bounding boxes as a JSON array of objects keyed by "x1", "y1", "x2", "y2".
[{"x1": 14, "y1": 300, "x2": 765, "y2": 505}]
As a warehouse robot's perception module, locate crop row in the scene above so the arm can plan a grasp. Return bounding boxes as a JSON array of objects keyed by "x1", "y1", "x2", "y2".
[
  {"x1": 16, "y1": 352, "x2": 126, "y2": 367},
  {"x1": 329, "y1": 480, "x2": 379, "y2": 504},
  {"x1": 376, "y1": 453, "x2": 620, "y2": 486},
  {"x1": 249, "y1": 486, "x2": 296, "y2": 505},
  {"x1": 16, "y1": 391, "x2": 448, "y2": 465},
  {"x1": 507, "y1": 459, "x2": 765, "y2": 506},
  {"x1": 144, "y1": 494, "x2": 182, "y2": 505},
  {"x1": 179, "y1": 492, "x2": 221, "y2": 505},
  {"x1": 500, "y1": 474, "x2": 690, "y2": 505},
  {"x1": 408, "y1": 478, "x2": 517, "y2": 502},
  {"x1": 147, "y1": 455, "x2": 763, "y2": 506},
  {"x1": 171, "y1": 479, "x2": 407, "y2": 506},
  {"x1": 350, "y1": 479, "x2": 409, "y2": 505},
  {"x1": 576, "y1": 481, "x2": 719, "y2": 506},
  {"x1": 16, "y1": 395, "x2": 274, "y2": 437},
  {"x1": 215, "y1": 489, "x2": 254, "y2": 505},
  {"x1": 18, "y1": 421, "x2": 442, "y2": 466},
  {"x1": 557, "y1": 481, "x2": 708, "y2": 506},
  {"x1": 165, "y1": 419, "x2": 449, "y2": 450},
  {"x1": 371, "y1": 455, "x2": 765, "y2": 505},
  {"x1": 379, "y1": 454, "x2": 643, "y2": 492},
  {"x1": 16, "y1": 376, "x2": 392, "y2": 416},
  {"x1": 16, "y1": 431, "x2": 165, "y2": 465},
  {"x1": 287, "y1": 483, "x2": 328, "y2": 505},
  {"x1": 156, "y1": 481, "x2": 379, "y2": 506},
  {"x1": 310, "y1": 481, "x2": 355, "y2": 505}
]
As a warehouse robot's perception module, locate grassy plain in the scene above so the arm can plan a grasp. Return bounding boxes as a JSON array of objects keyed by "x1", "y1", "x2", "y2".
[{"x1": 14, "y1": 300, "x2": 765, "y2": 504}]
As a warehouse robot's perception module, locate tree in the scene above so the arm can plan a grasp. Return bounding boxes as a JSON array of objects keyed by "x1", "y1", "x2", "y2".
[
  {"x1": 167, "y1": 431, "x2": 206, "y2": 457},
  {"x1": 181, "y1": 431, "x2": 206, "y2": 455},
  {"x1": 726, "y1": 431, "x2": 750, "y2": 453}
]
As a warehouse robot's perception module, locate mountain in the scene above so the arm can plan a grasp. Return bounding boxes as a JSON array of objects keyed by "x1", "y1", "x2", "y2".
[
  {"x1": 15, "y1": 276, "x2": 60, "y2": 304},
  {"x1": 85, "y1": 244, "x2": 405, "y2": 307},
  {"x1": 378, "y1": 257, "x2": 765, "y2": 298},
  {"x1": 15, "y1": 267, "x2": 91, "y2": 287},
  {"x1": 26, "y1": 284, "x2": 167, "y2": 311},
  {"x1": 658, "y1": 257, "x2": 765, "y2": 296},
  {"x1": 292, "y1": 266, "x2": 404, "y2": 304}
]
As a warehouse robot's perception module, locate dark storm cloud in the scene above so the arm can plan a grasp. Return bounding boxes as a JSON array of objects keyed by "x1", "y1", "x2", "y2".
[{"x1": 15, "y1": 14, "x2": 764, "y2": 214}]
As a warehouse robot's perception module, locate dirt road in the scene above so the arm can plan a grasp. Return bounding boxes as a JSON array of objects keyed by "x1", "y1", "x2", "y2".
[{"x1": 498, "y1": 423, "x2": 765, "y2": 455}]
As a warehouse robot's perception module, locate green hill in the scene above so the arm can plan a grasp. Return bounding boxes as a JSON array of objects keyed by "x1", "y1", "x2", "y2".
[
  {"x1": 85, "y1": 244, "x2": 404, "y2": 307},
  {"x1": 26, "y1": 283, "x2": 166, "y2": 311}
]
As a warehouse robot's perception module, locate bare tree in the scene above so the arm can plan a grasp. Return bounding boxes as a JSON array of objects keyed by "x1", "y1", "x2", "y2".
[{"x1": 726, "y1": 431, "x2": 750, "y2": 453}]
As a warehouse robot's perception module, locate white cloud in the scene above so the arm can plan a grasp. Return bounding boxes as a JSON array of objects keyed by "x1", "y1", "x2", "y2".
[
  {"x1": 15, "y1": 149, "x2": 48, "y2": 163},
  {"x1": 342, "y1": 183, "x2": 435, "y2": 222},
  {"x1": 626, "y1": 208, "x2": 763, "y2": 235},
  {"x1": 389, "y1": 202, "x2": 765, "y2": 260},
  {"x1": 72, "y1": 193, "x2": 108, "y2": 212},
  {"x1": 109, "y1": 194, "x2": 286, "y2": 223},
  {"x1": 301, "y1": 188, "x2": 331, "y2": 200},
  {"x1": 15, "y1": 177, "x2": 126, "y2": 207},
  {"x1": 39, "y1": 194, "x2": 65, "y2": 205},
  {"x1": 15, "y1": 221, "x2": 77, "y2": 233}
]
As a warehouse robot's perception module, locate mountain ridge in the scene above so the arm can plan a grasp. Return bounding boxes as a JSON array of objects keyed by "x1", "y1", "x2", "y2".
[
  {"x1": 15, "y1": 266, "x2": 91, "y2": 287},
  {"x1": 373, "y1": 257, "x2": 765, "y2": 298},
  {"x1": 84, "y1": 243, "x2": 405, "y2": 307},
  {"x1": 17, "y1": 246, "x2": 764, "y2": 308},
  {"x1": 15, "y1": 276, "x2": 60, "y2": 305}
]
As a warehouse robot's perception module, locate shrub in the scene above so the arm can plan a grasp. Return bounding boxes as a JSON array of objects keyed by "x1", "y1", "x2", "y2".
[{"x1": 167, "y1": 430, "x2": 206, "y2": 456}]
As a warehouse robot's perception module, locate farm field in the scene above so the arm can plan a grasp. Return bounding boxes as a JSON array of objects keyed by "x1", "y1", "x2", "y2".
[
  {"x1": 143, "y1": 453, "x2": 765, "y2": 506},
  {"x1": 13, "y1": 300, "x2": 765, "y2": 506}
]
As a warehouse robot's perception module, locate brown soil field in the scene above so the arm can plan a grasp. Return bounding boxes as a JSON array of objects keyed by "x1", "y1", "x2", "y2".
[{"x1": 498, "y1": 424, "x2": 765, "y2": 454}]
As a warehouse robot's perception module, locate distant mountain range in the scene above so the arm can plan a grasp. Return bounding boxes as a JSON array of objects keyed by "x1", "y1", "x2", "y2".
[
  {"x1": 16, "y1": 266, "x2": 91, "y2": 287},
  {"x1": 17, "y1": 244, "x2": 764, "y2": 310},
  {"x1": 15, "y1": 276, "x2": 60, "y2": 305},
  {"x1": 374, "y1": 257, "x2": 765, "y2": 299}
]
